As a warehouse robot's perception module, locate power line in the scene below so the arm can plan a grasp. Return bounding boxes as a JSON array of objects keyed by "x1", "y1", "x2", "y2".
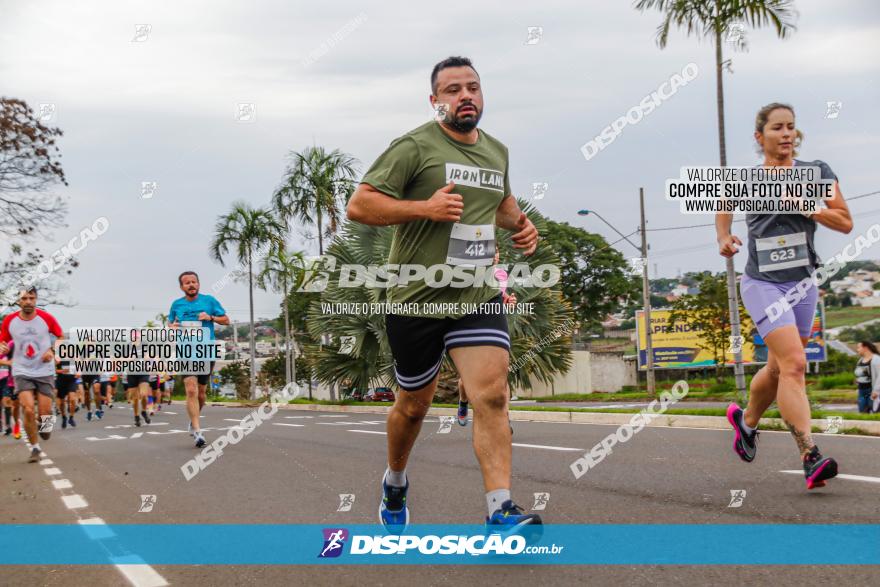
[
  {"x1": 648, "y1": 219, "x2": 744, "y2": 232},
  {"x1": 646, "y1": 188, "x2": 880, "y2": 232},
  {"x1": 580, "y1": 230, "x2": 640, "y2": 262}
]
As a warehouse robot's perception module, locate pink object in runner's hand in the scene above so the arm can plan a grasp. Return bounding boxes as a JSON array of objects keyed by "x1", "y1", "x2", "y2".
[{"x1": 494, "y1": 267, "x2": 509, "y2": 295}]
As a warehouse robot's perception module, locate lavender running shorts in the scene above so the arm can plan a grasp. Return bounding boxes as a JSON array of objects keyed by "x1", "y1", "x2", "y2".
[{"x1": 740, "y1": 273, "x2": 818, "y2": 339}]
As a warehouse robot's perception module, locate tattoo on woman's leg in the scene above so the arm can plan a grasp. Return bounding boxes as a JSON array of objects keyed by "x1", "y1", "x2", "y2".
[{"x1": 783, "y1": 418, "x2": 814, "y2": 457}]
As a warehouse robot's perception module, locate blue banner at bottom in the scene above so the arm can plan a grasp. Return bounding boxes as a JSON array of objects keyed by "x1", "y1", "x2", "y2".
[{"x1": 1, "y1": 524, "x2": 878, "y2": 565}]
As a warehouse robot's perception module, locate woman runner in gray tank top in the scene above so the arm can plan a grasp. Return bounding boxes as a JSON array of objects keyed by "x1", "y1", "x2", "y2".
[{"x1": 716, "y1": 103, "x2": 853, "y2": 490}]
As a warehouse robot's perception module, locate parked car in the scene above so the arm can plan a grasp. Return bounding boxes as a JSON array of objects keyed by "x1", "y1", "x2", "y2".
[
  {"x1": 365, "y1": 387, "x2": 395, "y2": 402},
  {"x1": 346, "y1": 389, "x2": 365, "y2": 401}
]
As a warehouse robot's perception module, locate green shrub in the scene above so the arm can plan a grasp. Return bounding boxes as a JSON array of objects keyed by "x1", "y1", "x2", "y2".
[
  {"x1": 817, "y1": 372, "x2": 854, "y2": 390},
  {"x1": 707, "y1": 379, "x2": 735, "y2": 394}
]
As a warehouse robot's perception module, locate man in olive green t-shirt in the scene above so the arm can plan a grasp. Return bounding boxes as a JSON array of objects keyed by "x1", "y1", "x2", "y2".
[{"x1": 347, "y1": 56, "x2": 542, "y2": 535}]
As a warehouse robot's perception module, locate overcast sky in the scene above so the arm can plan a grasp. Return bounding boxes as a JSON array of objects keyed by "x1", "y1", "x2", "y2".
[{"x1": 2, "y1": 0, "x2": 879, "y2": 328}]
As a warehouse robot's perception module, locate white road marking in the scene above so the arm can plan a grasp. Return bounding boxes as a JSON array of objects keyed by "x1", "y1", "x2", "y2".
[
  {"x1": 130, "y1": 433, "x2": 144, "y2": 439},
  {"x1": 41, "y1": 451, "x2": 170, "y2": 587},
  {"x1": 52, "y1": 479, "x2": 73, "y2": 490},
  {"x1": 161, "y1": 411, "x2": 178, "y2": 415},
  {"x1": 284, "y1": 416, "x2": 313, "y2": 419},
  {"x1": 319, "y1": 420, "x2": 383, "y2": 426},
  {"x1": 512, "y1": 442, "x2": 582, "y2": 452},
  {"x1": 319, "y1": 415, "x2": 349, "y2": 418},
  {"x1": 114, "y1": 560, "x2": 169, "y2": 587},
  {"x1": 106, "y1": 423, "x2": 168, "y2": 429},
  {"x1": 39, "y1": 458, "x2": 54, "y2": 465},
  {"x1": 223, "y1": 419, "x2": 242, "y2": 422},
  {"x1": 78, "y1": 517, "x2": 115, "y2": 539},
  {"x1": 273, "y1": 423, "x2": 305, "y2": 427},
  {"x1": 347, "y1": 430, "x2": 387, "y2": 435},
  {"x1": 780, "y1": 470, "x2": 880, "y2": 484},
  {"x1": 62, "y1": 494, "x2": 88, "y2": 509},
  {"x1": 44, "y1": 467, "x2": 62, "y2": 476}
]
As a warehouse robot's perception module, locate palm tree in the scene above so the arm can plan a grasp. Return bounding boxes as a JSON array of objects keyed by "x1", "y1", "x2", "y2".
[
  {"x1": 210, "y1": 202, "x2": 285, "y2": 398},
  {"x1": 257, "y1": 247, "x2": 306, "y2": 387},
  {"x1": 305, "y1": 200, "x2": 575, "y2": 398},
  {"x1": 272, "y1": 146, "x2": 359, "y2": 255},
  {"x1": 154, "y1": 313, "x2": 168, "y2": 327},
  {"x1": 634, "y1": 0, "x2": 797, "y2": 397}
]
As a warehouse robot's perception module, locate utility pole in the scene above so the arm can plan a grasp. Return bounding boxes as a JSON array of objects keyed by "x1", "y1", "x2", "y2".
[
  {"x1": 640, "y1": 188, "x2": 656, "y2": 396},
  {"x1": 232, "y1": 320, "x2": 238, "y2": 360},
  {"x1": 726, "y1": 257, "x2": 746, "y2": 400}
]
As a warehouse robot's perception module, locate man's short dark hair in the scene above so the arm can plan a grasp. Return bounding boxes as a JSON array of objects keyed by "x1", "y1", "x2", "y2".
[
  {"x1": 178, "y1": 271, "x2": 199, "y2": 285},
  {"x1": 19, "y1": 286, "x2": 37, "y2": 297},
  {"x1": 431, "y1": 56, "x2": 478, "y2": 94}
]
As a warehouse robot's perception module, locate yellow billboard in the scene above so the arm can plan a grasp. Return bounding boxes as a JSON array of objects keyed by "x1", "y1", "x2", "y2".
[
  {"x1": 635, "y1": 304, "x2": 826, "y2": 369},
  {"x1": 635, "y1": 308, "x2": 755, "y2": 369}
]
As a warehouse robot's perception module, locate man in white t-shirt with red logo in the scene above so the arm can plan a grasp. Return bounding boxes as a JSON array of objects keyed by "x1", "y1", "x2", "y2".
[{"x1": 0, "y1": 287, "x2": 63, "y2": 462}]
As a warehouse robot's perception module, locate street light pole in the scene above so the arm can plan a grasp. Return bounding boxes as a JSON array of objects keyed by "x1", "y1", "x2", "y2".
[
  {"x1": 580, "y1": 209, "x2": 640, "y2": 251},
  {"x1": 639, "y1": 188, "x2": 656, "y2": 396},
  {"x1": 578, "y1": 198, "x2": 655, "y2": 395}
]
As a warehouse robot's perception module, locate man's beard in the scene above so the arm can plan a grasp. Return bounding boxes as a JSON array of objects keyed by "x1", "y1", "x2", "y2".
[{"x1": 447, "y1": 107, "x2": 481, "y2": 133}]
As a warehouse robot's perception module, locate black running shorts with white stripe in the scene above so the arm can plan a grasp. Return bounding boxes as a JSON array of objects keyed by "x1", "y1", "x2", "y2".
[{"x1": 385, "y1": 295, "x2": 510, "y2": 392}]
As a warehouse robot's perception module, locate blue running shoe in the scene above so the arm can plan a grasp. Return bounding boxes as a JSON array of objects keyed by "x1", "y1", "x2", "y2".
[
  {"x1": 486, "y1": 500, "x2": 543, "y2": 540},
  {"x1": 457, "y1": 400, "x2": 468, "y2": 426},
  {"x1": 378, "y1": 479, "x2": 410, "y2": 532},
  {"x1": 86, "y1": 411, "x2": 92, "y2": 422},
  {"x1": 96, "y1": 409, "x2": 103, "y2": 420}
]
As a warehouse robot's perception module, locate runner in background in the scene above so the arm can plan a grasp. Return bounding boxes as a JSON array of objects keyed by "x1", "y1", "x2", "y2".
[
  {"x1": 162, "y1": 373, "x2": 174, "y2": 405},
  {"x1": 74, "y1": 373, "x2": 84, "y2": 413},
  {"x1": 148, "y1": 373, "x2": 160, "y2": 415},
  {"x1": 0, "y1": 342, "x2": 19, "y2": 437},
  {"x1": 55, "y1": 358, "x2": 77, "y2": 429},
  {"x1": 125, "y1": 372, "x2": 152, "y2": 427},
  {"x1": 82, "y1": 373, "x2": 103, "y2": 421},
  {"x1": 101, "y1": 373, "x2": 116, "y2": 408},
  {"x1": 168, "y1": 271, "x2": 229, "y2": 448},
  {"x1": 854, "y1": 341, "x2": 880, "y2": 413},
  {"x1": 0, "y1": 288, "x2": 63, "y2": 462}
]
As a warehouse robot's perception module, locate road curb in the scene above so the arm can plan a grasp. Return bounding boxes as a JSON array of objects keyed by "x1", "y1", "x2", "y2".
[{"x1": 262, "y1": 402, "x2": 880, "y2": 436}]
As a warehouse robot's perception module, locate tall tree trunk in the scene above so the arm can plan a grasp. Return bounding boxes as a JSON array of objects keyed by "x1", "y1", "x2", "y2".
[
  {"x1": 715, "y1": 13, "x2": 747, "y2": 400},
  {"x1": 248, "y1": 255, "x2": 257, "y2": 399},
  {"x1": 283, "y1": 277, "x2": 291, "y2": 386},
  {"x1": 317, "y1": 205, "x2": 324, "y2": 255}
]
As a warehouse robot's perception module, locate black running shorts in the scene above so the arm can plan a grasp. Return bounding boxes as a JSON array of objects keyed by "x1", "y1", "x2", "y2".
[
  {"x1": 56, "y1": 374, "x2": 78, "y2": 398},
  {"x1": 125, "y1": 374, "x2": 150, "y2": 388},
  {"x1": 385, "y1": 294, "x2": 510, "y2": 392},
  {"x1": 181, "y1": 362, "x2": 215, "y2": 386}
]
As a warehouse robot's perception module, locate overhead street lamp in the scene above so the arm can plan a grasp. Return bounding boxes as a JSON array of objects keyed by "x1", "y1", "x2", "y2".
[{"x1": 578, "y1": 190, "x2": 656, "y2": 395}]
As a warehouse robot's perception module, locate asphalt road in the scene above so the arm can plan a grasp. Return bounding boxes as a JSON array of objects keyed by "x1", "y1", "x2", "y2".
[
  {"x1": 512, "y1": 399, "x2": 865, "y2": 412},
  {"x1": 2, "y1": 402, "x2": 879, "y2": 586}
]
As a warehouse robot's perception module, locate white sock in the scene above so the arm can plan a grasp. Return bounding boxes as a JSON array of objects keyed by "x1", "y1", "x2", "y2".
[
  {"x1": 486, "y1": 488, "x2": 511, "y2": 516},
  {"x1": 31, "y1": 443, "x2": 41, "y2": 452},
  {"x1": 385, "y1": 467, "x2": 407, "y2": 488},
  {"x1": 742, "y1": 419, "x2": 756, "y2": 435}
]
